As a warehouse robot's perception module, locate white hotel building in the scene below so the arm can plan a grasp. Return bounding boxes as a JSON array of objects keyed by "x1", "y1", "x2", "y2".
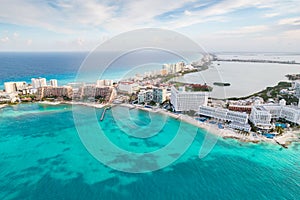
[
  {"x1": 250, "y1": 103, "x2": 300, "y2": 129},
  {"x1": 50, "y1": 79, "x2": 58, "y2": 87},
  {"x1": 31, "y1": 78, "x2": 47, "y2": 89},
  {"x1": 198, "y1": 106, "x2": 251, "y2": 132},
  {"x1": 249, "y1": 106, "x2": 272, "y2": 129},
  {"x1": 118, "y1": 81, "x2": 139, "y2": 94},
  {"x1": 4, "y1": 81, "x2": 27, "y2": 93},
  {"x1": 171, "y1": 86, "x2": 208, "y2": 112}
]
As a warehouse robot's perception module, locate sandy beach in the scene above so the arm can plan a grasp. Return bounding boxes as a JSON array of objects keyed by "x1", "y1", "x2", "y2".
[
  {"x1": 119, "y1": 103, "x2": 265, "y2": 144},
  {"x1": 62, "y1": 101, "x2": 106, "y2": 108},
  {"x1": 118, "y1": 103, "x2": 300, "y2": 147},
  {"x1": 0, "y1": 104, "x2": 7, "y2": 109}
]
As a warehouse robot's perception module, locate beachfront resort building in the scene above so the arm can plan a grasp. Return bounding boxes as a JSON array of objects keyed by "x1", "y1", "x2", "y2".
[
  {"x1": 118, "y1": 81, "x2": 139, "y2": 94},
  {"x1": 50, "y1": 79, "x2": 58, "y2": 87},
  {"x1": 249, "y1": 106, "x2": 272, "y2": 129},
  {"x1": 137, "y1": 87, "x2": 167, "y2": 104},
  {"x1": 171, "y1": 86, "x2": 208, "y2": 112},
  {"x1": 294, "y1": 81, "x2": 300, "y2": 98},
  {"x1": 0, "y1": 91, "x2": 19, "y2": 103},
  {"x1": 37, "y1": 86, "x2": 73, "y2": 100},
  {"x1": 250, "y1": 104, "x2": 300, "y2": 129},
  {"x1": 138, "y1": 90, "x2": 153, "y2": 104},
  {"x1": 198, "y1": 105, "x2": 251, "y2": 132},
  {"x1": 31, "y1": 78, "x2": 47, "y2": 89},
  {"x1": 153, "y1": 87, "x2": 167, "y2": 103},
  {"x1": 4, "y1": 81, "x2": 27, "y2": 93}
]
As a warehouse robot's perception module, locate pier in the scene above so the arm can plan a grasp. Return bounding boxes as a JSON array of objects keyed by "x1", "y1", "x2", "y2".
[
  {"x1": 100, "y1": 105, "x2": 112, "y2": 121},
  {"x1": 100, "y1": 108, "x2": 107, "y2": 121}
]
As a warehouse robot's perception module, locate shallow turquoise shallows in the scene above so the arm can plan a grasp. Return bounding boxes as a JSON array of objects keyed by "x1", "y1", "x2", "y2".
[{"x1": 0, "y1": 103, "x2": 299, "y2": 200}]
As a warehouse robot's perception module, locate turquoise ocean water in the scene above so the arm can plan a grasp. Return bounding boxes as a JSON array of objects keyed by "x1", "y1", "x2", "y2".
[
  {"x1": 0, "y1": 104, "x2": 299, "y2": 199},
  {"x1": 0, "y1": 52, "x2": 299, "y2": 199}
]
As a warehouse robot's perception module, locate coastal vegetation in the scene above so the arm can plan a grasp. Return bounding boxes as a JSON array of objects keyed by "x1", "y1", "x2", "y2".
[
  {"x1": 285, "y1": 74, "x2": 300, "y2": 80},
  {"x1": 228, "y1": 82, "x2": 298, "y2": 105}
]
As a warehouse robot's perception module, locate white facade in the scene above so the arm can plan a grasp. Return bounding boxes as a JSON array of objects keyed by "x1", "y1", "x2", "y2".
[
  {"x1": 228, "y1": 122, "x2": 251, "y2": 132},
  {"x1": 227, "y1": 110, "x2": 249, "y2": 124},
  {"x1": 162, "y1": 62, "x2": 185, "y2": 74},
  {"x1": 31, "y1": 78, "x2": 47, "y2": 89},
  {"x1": 198, "y1": 105, "x2": 250, "y2": 132},
  {"x1": 294, "y1": 81, "x2": 300, "y2": 98},
  {"x1": 171, "y1": 86, "x2": 208, "y2": 112},
  {"x1": 199, "y1": 106, "x2": 249, "y2": 124},
  {"x1": 0, "y1": 92, "x2": 18, "y2": 103},
  {"x1": 249, "y1": 106, "x2": 272, "y2": 128},
  {"x1": 97, "y1": 79, "x2": 113, "y2": 87},
  {"x1": 4, "y1": 82, "x2": 17, "y2": 93},
  {"x1": 280, "y1": 106, "x2": 300, "y2": 124},
  {"x1": 118, "y1": 82, "x2": 138, "y2": 94},
  {"x1": 4, "y1": 82, "x2": 27, "y2": 93},
  {"x1": 50, "y1": 79, "x2": 58, "y2": 87},
  {"x1": 251, "y1": 104, "x2": 300, "y2": 125}
]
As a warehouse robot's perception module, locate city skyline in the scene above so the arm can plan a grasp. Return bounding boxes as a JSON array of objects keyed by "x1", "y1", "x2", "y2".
[{"x1": 0, "y1": 0, "x2": 299, "y2": 52}]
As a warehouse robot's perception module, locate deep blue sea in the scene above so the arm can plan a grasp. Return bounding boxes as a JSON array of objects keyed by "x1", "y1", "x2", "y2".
[
  {"x1": 0, "y1": 51, "x2": 195, "y2": 88},
  {"x1": 0, "y1": 53, "x2": 299, "y2": 199}
]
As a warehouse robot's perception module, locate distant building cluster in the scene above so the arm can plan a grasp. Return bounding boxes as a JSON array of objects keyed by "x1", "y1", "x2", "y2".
[
  {"x1": 1, "y1": 78, "x2": 115, "y2": 103},
  {"x1": 162, "y1": 61, "x2": 185, "y2": 74}
]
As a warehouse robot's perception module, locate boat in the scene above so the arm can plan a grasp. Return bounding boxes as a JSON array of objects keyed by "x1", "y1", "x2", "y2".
[{"x1": 213, "y1": 82, "x2": 231, "y2": 86}]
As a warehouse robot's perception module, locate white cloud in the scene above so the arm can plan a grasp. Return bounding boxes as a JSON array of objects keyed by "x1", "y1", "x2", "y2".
[
  {"x1": 27, "y1": 39, "x2": 32, "y2": 46},
  {"x1": 0, "y1": 0, "x2": 299, "y2": 51},
  {"x1": 1, "y1": 36, "x2": 9, "y2": 42},
  {"x1": 217, "y1": 25, "x2": 269, "y2": 36},
  {"x1": 278, "y1": 17, "x2": 300, "y2": 26},
  {"x1": 13, "y1": 32, "x2": 19, "y2": 38},
  {"x1": 184, "y1": 10, "x2": 192, "y2": 16},
  {"x1": 264, "y1": 13, "x2": 280, "y2": 18}
]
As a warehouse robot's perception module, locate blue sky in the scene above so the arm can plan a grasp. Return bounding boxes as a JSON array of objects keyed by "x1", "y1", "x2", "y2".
[{"x1": 0, "y1": 0, "x2": 299, "y2": 52}]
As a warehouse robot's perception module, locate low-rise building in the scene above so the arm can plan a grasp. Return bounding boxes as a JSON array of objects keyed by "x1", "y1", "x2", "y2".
[
  {"x1": 0, "y1": 92, "x2": 18, "y2": 103},
  {"x1": 228, "y1": 122, "x2": 251, "y2": 132},
  {"x1": 228, "y1": 104, "x2": 252, "y2": 113}
]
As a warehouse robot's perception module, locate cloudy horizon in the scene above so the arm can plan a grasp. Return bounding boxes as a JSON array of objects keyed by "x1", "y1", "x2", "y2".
[{"x1": 0, "y1": 0, "x2": 300, "y2": 52}]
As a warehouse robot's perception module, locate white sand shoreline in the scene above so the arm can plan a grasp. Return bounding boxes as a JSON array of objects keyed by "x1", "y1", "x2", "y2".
[
  {"x1": 0, "y1": 104, "x2": 7, "y2": 109},
  {"x1": 61, "y1": 101, "x2": 106, "y2": 108},
  {"x1": 118, "y1": 103, "x2": 300, "y2": 147}
]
